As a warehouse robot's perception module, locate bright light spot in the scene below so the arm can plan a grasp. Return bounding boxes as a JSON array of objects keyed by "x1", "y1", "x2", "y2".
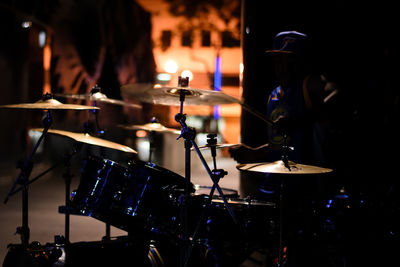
[
  {"x1": 21, "y1": 21, "x2": 32, "y2": 28},
  {"x1": 136, "y1": 130, "x2": 147, "y2": 138},
  {"x1": 28, "y1": 129, "x2": 44, "y2": 153},
  {"x1": 164, "y1": 60, "x2": 178, "y2": 73},
  {"x1": 38, "y1": 31, "x2": 46, "y2": 48},
  {"x1": 136, "y1": 138, "x2": 150, "y2": 161},
  {"x1": 156, "y1": 73, "x2": 171, "y2": 81},
  {"x1": 181, "y1": 70, "x2": 193, "y2": 81}
]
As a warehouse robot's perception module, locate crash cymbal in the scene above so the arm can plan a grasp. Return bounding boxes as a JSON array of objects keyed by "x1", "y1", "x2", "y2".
[
  {"x1": 120, "y1": 83, "x2": 241, "y2": 106},
  {"x1": 0, "y1": 98, "x2": 99, "y2": 110},
  {"x1": 32, "y1": 128, "x2": 136, "y2": 153},
  {"x1": 54, "y1": 92, "x2": 142, "y2": 109},
  {"x1": 237, "y1": 160, "x2": 333, "y2": 174},
  {"x1": 118, "y1": 122, "x2": 181, "y2": 134}
]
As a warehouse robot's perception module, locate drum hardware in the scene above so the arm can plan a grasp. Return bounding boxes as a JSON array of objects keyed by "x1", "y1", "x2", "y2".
[
  {"x1": 3, "y1": 110, "x2": 52, "y2": 248},
  {"x1": 11, "y1": 144, "x2": 80, "y2": 244},
  {"x1": 164, "y1": 77, "x2": 239, "y2": 267},
  {"x1": 185, "y1": 133, "x2": 230, "y2": 266}
]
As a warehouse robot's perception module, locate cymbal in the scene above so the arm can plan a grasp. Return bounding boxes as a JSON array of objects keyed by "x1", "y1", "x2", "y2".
[
  {"x1": 194, "y1": 142, "x2": 268, "y2": 151},
  {"x1": 0, "y1": 98, "x2": 99, "y2": 110},
  {"x1": 54, "y1": 92, "x2": 142, "y2": 109},
  {"x1": 118, "y1": 122, "x2": 181, "y2": 134},
  {"x1": 195, "y1": 143, "x2": 241, "y2": 150},
  {"x1": 32, "y1": 128, "x2": 137, "y2": 153},
  {"x1": 211, "y1": 198, "x2": 275, "y2": 207},
  {"x1": 237, "y1": 160, "x2": 333, "y2": 174},
  {"x1": 120, "y1": 83, "x2": 241, "y2": 106}
]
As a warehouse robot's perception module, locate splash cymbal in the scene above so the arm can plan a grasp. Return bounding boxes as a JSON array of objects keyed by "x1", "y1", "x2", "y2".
[
  {"x1": 32, "y1": 128, "x2": 136, "y2": 153},
  {"x1": 120, "y1": 83, "x2": 241, "y2": 106},
  {"x1": 118, "y1": 122, "x2": 181, "y2": 134},
  {"x1": 0, "y1": 98, "x2": 99, "y2": 110},
  {"x1": 54, "y1": 92, "x2": 142, "y2": 109},
  {"x1": 237, "y1": 160, "x2": 333, "y2": 174}
]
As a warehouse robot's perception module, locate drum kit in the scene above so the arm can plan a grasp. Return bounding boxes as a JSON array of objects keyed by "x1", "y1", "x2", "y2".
[{"x1": 1, "y1": 77, "x2": 332, "y2": 267}]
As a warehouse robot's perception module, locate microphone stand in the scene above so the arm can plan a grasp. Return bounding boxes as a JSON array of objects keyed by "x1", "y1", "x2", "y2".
[{"x1": 4, "y1": 105, "x2": 53, "y2": 248}]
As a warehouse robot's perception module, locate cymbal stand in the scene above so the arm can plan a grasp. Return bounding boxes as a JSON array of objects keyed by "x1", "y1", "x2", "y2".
[
  {"x1": 7, "y1": 144, "x2": 80, "y2": 243},
  {"x1": 277, "y1": 134, "x2": 293, "y2": 267},
  {"x1": 85, "y1": 85, "x2": 105, "y2": 136},
  {"x1": 61, "y1": 144, "x2": 81, "y2": 243},
  {"x1": 87, "y1": 85, "x2": 111, "y2": 239},
  {"x1": 185, "y1": 133, "x2": 228, "y2": 267},
  {"x1": 174, "y1": 77, "x2": 237, "y2": 267},
  {"x1": 4, "y1": 107, "x2": 53, "y2": 248}
]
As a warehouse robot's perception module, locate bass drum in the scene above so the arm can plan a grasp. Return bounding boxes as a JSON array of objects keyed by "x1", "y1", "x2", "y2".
[{"x1": 71, "y1": 155, "x2": 190, "y2": 234}]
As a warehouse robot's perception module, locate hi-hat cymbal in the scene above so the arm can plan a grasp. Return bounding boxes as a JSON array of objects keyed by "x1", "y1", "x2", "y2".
[
  {"x1": 195, "y1": 143, "x2": 241, "y2": 150},
  {"x1": 0, "y1": 98, "x2": 99, "y2": 110},
  {"x1": 54, "y1": 92, "x2": 142, "y2": 109},
  {"x1": 237, "y1": 160, "x2": 333, "y2": 174},
  {"x1": 211, "y1": 198, "x2": 276, "y2": 207},
  {"x1": 194, "y1": 142, "x2": 269, "y2": 151},
  {"x1": 118, "y1": 122, "x2": 181, "y2": 134},
  {"x1": 32, "y1": 128, "x2": 136, "y2": 153},
  {"x1": 121, "y1": 83, "x2": 241, "y2": 106}
]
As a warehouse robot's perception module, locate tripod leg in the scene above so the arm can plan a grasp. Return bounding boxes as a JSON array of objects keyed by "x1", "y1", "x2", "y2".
[{"x1": 191, "y1": 140, "x2": 238, "y2": 225}]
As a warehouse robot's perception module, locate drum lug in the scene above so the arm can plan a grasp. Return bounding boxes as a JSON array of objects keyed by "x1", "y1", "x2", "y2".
[{"x1": 113, "y1": 191, "x2": 122, "y2": 201}]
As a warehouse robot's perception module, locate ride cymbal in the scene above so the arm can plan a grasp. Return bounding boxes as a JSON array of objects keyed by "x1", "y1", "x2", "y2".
[
  {"x1": 0, "y1": 98, "x2": 99, "y2": 110},
  {"x1": 121, "y1": 83, "x2": 241, "y2": 106},
  {"x1": 237, "y1": 160, "x2": 333, "y2": 174},
  {"x1": 32, "y1": 128, "x2": 136, "y2": 153}
]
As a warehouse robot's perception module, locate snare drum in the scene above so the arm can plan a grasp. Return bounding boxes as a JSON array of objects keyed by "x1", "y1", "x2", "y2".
[{"x1": 71, "y1": 155, "x2": 189, "y2": 233}]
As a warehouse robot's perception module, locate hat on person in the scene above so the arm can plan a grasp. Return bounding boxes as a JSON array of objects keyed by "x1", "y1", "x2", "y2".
[{"x1": 266, "y1": 31, "x2": 308, "y2": 55}]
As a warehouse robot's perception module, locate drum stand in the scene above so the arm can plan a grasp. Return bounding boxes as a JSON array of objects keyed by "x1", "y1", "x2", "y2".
[
  {"x1": 3, "y1": 109, "x2": 53, "y2": 248},
  {"x1": 173, "y1": 77, "x2": 238, "y2": 267},
  {"x1": 184, "y1": 134, "x2": 229, "y2": 266},
  {"x1": 277, "y1": 134, "x2": 294, "y2": 267}
]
